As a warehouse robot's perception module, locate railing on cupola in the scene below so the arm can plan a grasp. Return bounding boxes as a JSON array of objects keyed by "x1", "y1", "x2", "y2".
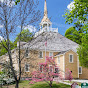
[{"x1": 34, "y1": 27, "x2": 58, "y2": 37}]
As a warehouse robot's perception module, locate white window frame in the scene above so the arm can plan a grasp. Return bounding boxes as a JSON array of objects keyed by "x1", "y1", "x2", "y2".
[
  {"x1": 25, "y1": 48, "x2": 29, "y2": 58},
  {"x1": 39, "y1": 51, "x2": 43, "y2": 58},
  {"x1": 57, "y1": 56, "x2": 60, "y2": 64},
  {"x1": 69, "y1": 54, "x2": 73, "y2": 63},
  {"x1": 39, "y1": 65, "x2": 43, "y2": 72},
  {"x1": 49, "y1": 52, "x2": 53, "y2": 59},
  {"x1": 79, "y1": 66, "x2": 82, "y2": 74},
  {"x1": 54, "y1": 67, "x2": 59, "y2": 73},
  {"x1": 25, "y1": 63, "x2": 29, "y2": 72},
  {"x1": 49, "y1": 65, "x2": 53, "y2": 72}
]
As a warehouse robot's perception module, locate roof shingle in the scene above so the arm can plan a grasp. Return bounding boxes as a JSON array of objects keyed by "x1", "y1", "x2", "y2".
[{"x1": 23, "y1": 32, "x2": 79, "y2": 52}]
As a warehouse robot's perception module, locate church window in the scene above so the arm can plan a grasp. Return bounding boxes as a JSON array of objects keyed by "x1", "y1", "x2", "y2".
[
  {"x1": 39, "y1": 51, "x2": 43, "y2": 58},
  {"x1": 79, "y1": 67, "x2": 82, "y2": 74},
  {"x1": 49, "y1": 52, "x2": 53, "y2": 59},
  {"x1": 69, "y1": 54, "x2": 73, "y2": 63},
  {"x1": 39, "y1": 65, "x2": 43, "y2": 72},
  {"x1": 25, "y1": 48, "x2": 29, "y2": 57},
  {"x1": 58, "y1": 56, "x2": 60, "y2": 64},
  {"x1": 55, "y1": 67, "x2": 59, "y2": 73},
  {"x1": 49, "y1": 65, "x2": 53, "y2": 72},
  {"x1": 25, "y1": 63, "x2": 29, "y2": 72}
]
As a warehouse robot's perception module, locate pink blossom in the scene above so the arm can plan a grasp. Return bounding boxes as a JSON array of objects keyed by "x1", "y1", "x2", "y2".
[
  {"x1": 30, "y1": 81, "x2": 34, "y2": 84},
  {"x1": 65, "y1": 69, "x2": 73, "y2": 81},
  {"x1": 30, "y1": 56, "x2": 65, "y2": 87},
  {"x1": 25, "y1": 78, "x2": 29, "y2": 80}
]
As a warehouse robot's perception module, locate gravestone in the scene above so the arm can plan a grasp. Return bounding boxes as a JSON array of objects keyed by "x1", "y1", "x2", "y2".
[
  {"x1": 71, "y1": 82, "x2": 79, "y2": 88},
  {"x1": 81, "y1": 82, "x2": 88, "y2": 88}
]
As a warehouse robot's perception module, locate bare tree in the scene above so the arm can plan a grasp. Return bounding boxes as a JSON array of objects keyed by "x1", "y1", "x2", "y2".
[{"x1": 0, "y1": 0, "x2": 41, "y2": 88}]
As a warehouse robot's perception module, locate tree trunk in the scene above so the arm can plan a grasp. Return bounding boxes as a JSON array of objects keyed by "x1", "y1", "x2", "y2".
[
  {"x1": 49, "y1": 81, "x2": 52, "y2": 88},
  {"x1": 15, "y1": 80, "x2": 19, "y2": 88}
]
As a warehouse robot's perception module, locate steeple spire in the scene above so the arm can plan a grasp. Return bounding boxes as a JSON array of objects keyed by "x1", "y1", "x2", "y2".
[
  {"x1": 39, "y1": 0, "x2": 52, "y2": 32},
  {"x1": 44, "y1": 0, "x2": 48, "y2": 18},
  {"x1": 41, "y1": 0, "x2": 51, "y2": 23},
  {"x1": 34, "y1": 0, "x2": 58, "y2": 37}
]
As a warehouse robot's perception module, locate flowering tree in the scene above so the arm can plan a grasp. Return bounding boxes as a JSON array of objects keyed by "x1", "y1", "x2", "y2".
[
  {"x1": 65, "y1": 69, "x2": 73, "y2": 81},
  {"x1": 30, "y1": 57, "x2": 63, "y2": 88},
  {"x1": 29, "y1": 57, "x2": 73, "y2": 88}
]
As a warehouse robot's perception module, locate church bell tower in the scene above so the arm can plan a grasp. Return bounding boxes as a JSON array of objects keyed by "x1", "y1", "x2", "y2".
[{"x1": 34, "y1": 0, "x2": 58, "y2": 37}]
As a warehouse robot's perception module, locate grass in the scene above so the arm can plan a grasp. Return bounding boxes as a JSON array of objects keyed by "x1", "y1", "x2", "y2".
[
  {"x1": 30, "y1": 82, "x2": 71, "y2": 88},
  {"x1": 2, "y1": 80, "x2": 71, "y2": 88}
]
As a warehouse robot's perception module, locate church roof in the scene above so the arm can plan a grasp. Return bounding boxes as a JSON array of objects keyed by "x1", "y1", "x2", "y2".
[
  {"x1": 55, "y1": 51, "x2": 67, "y2": 56},
  {"x1": 23, "y1": 32, "x2": 79, "y2": 52}
]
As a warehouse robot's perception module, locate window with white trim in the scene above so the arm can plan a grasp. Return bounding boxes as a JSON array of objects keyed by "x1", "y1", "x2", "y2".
[
  {"x1": 39, "y1": 51, "x2": 43, "y2": 58},
  {"x1": 49, "y1": 52, "x2": 53, "y2": 59},
  {"x1": 79, "y1": 67, "x2": 82, "y2": 74},
  {"x1": 49, "y1": 65, "x2": 53, "y2": 72},
  {"x1": 58, "y1": 56, "x2": 60, "y2": 64},
  {"x1": 25, "y1": 64, "x2": 29, "y2": 72},
  {"x1": 39, "y1": 65, "x2": 43, "y2": 72},
  {"x1": 55, "y1": 67, "x2": 59, "y2": 73},
  {"x1": 25, "y1": 48, "x2": 29, "y2": 57},
  {"x1": 69, "y1": 54, "x2": 73, "y2": 63}
]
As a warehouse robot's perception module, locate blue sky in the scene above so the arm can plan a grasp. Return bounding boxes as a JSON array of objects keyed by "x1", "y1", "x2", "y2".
[
  {"x1": 0, "y1": 0, "x2": 74, "y2": 41},
  {"x1": 38, "y1": 0, "x2": 73, "y2": 35}
]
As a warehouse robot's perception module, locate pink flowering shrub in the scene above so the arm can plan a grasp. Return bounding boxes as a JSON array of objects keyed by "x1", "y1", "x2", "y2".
[
  {"x1": 65, "y1": 69, "x2": 73, "y2": 81},
  {"x1": 30, "y1": 57, "x2": 62, "y2": 88},
  {"x1": 25, "y1": 78, "x2": 29, "y2": 80},
  {"x1": 30, "y1": 57, "x2": 73, "y2": 87}
]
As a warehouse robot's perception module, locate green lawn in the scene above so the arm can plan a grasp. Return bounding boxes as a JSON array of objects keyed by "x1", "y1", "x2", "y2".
[
  {"x1": 3, "y1": 80, "x2": 71, "y2": 88},
  {"x1": 30, "y1": 82, "x2": 71, "y2": 88}
]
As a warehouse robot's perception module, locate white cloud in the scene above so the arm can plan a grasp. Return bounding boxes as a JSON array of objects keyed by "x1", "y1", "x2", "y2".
[
  {"x1": 0, "y1": 25, "x2": 3, "y2": 28},
  {"x1": 67, "y1": 1, "x2": 75, "y2": 10},
  {"x1": 0, "y1": 0, "x2": 15, "y2": 7},
  {"x1": 23, "y1": 25, "x2": 37, "y2": 33},
  {"x1": 0, "y1": 36, "x2": 3, "y2": 41},
  {"x1": 0, "y1": 25, "x2": 4, "y2": 41},
  {"x1": 18, "y1": 25, "x2": 37, "y2": 33}
]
